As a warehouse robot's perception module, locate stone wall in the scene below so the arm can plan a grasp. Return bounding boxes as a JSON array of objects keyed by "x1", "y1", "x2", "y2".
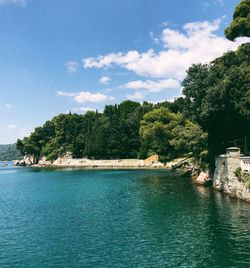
[{"x1": 213, "y1": 147, "x2": 250, "y2": 202}]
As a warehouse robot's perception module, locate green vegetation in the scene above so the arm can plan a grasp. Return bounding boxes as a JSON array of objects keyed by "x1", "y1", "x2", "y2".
[
  {"x1": 182, "y1": 42, "x2": 250, "y2": 167},
  {"x1": 139, "y1": 107, "x2": 207, "y2": 162},
  {"x1": 0, "y1": 144, "x2": 22, "y2": 161},
  {"x1": 17, "y1": 1, "x2": 250, "y2": 169},
  {"x1": 17, "y1": 101, "x2": 206, "y2": 163},
  {"x1": 225, "y1": 0, "x2": 250, "y2": 41},
  {"x1": 235, "y1": 167, "x2": 250, "y2": 188}
]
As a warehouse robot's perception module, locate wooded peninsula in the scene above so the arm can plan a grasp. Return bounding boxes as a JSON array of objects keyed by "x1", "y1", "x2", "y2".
[{"x1": 16, "y1": 0, "x2": 250, "y2": 172}]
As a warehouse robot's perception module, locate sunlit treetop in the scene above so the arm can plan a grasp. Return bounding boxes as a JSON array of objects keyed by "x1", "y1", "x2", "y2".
[{"x1": 225, "y1": 0, "x2": 250, "y2": 41}]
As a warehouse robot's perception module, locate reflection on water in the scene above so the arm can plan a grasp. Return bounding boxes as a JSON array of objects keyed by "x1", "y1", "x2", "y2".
[{"x1": 0, "y1": 168, "x2": 249, "y2": 267}]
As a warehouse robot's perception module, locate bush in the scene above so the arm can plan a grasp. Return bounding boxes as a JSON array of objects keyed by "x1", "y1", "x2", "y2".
[{"x1": 234, "y1": 167, "x2": 250, "y2": 188}]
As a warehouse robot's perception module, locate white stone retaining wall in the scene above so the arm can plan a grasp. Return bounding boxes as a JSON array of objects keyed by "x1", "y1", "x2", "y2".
[{"x1": 213, "y1": 148, "x2": 250, "y2": 202}]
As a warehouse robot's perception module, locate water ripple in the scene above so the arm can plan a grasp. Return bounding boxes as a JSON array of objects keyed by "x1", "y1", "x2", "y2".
[{"x1": 0, "y1": 169, "x2": 250, "y2": 267}]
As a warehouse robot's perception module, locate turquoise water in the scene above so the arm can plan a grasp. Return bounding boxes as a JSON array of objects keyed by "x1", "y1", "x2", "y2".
[
  {"x1": 0, "y1": 167, "x2": 250, "y2": 267},
  {"x1": 0, "y1": 161, "x2": 13, "y2": 168}
]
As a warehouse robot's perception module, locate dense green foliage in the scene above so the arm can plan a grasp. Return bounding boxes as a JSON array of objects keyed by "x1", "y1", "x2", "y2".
[
  {"x1": 139, "y1": 107, "x2": 207, "y2": 161},
  {"x1": 225, "y1": 0, "x2": 250, "y2": 40},
  {"x1": 0, "y1": 144, "x2": 22, "y2": 161},
  {"x1": 182, "y1": 43, "x2": 250, "y2": 166},
  {"x1": 16, "y1": 101, "x2": 206, "y2": 162}
]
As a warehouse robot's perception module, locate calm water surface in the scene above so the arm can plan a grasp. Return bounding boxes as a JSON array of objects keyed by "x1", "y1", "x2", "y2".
[{"x1": 0, "y1": 166, "x2": 250, "y2": 267}]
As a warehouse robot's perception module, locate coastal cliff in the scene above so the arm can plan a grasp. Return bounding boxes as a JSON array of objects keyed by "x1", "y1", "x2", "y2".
[
  {"x1": 213, "y1": 147, "x2": 250, "y2": 202},
  {"x1": 14, "y1": 155, "x2": 37, "y2": 166}
]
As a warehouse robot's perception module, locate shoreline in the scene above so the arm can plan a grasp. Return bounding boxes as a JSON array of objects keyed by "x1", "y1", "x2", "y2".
[
  {"x1": 14, "y1": 154, "x2": 191, "y2": 172},
  {"x1": 32, "y1": 165, "x2": 179, "y2": 171},
  {"x1": 13, "y1": 153, "x2": 250, "y2": 203},
  {"x1": 32, "y1": 165, "x2": 169, "y2": 170}
]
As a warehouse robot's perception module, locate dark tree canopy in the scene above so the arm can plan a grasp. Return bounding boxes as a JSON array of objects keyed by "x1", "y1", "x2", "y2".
[
  {"x1": 182, "y1": 43, "x2": 250, "y2": 163},
  {"x1": 225, "y1": 0, "x2": 250, "y2": 40}
]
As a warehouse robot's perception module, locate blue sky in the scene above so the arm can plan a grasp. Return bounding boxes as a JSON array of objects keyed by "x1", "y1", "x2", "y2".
[{"x1": 0, "y1": 0, "x2": 248, "y2": 144}]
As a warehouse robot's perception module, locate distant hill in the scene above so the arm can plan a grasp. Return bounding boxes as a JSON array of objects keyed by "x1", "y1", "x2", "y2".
[{"x1": 0, "y1": 144, "x2": 22, "y2": 161}]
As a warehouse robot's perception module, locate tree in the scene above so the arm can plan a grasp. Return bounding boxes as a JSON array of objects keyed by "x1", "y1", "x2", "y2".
[
  {"x1": 154, "y1": 97, "x2": 188, "y2": 114},
  {"x1": 182, "y1": 43, "x2": 250, "y2": 166},
  {"x1": 17, "y1": 98, "x2": 204, "y2": 162},
  {"x1": 139, "y1": 107, "x2": 207, "y2": 160},
  {"x1": 225, "y1": 0, "x2": 250, "y2": 41}
]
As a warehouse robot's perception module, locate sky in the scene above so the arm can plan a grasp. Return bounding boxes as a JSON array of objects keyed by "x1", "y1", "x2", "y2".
[{"x1": 0, "y1": 0, "x2": 249, "y2": 144}]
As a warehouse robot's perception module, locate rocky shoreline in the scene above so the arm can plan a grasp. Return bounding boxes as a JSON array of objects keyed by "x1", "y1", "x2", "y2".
[{"x1": 14, "y1": 153, "x2": 191, "y2": 170}]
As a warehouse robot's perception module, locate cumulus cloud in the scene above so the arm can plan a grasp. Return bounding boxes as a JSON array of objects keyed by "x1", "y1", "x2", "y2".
[
  {"x1": 0, "y1": 0, "x2": 27, "y2": 6},
  {"x1": 65, "y1": 61, "x2": 78, "y2": 73},
  {"x1": 122, "y1": 79, "x2": 179, "y2": 92},
  {"x1": 57, "y1": 90, "x2": 110, "y2": 103},
  {"x1": 126, "y1": 91, "x2": 145, "y2": 100},
  {"x1": 99, "y1": 76, "x2": 111, "y2": 85},
  {"x1": 83, "y1": 18, "x2": 249, "y2": 80}
]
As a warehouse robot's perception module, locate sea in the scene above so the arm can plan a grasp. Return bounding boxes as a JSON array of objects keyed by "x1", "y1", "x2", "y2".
[{"x1": 0, "y1": 165, "x2": 250, "y2": 267}]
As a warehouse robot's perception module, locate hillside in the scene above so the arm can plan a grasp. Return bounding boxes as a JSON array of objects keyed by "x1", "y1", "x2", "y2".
[{"x1": 0, "y1": 144, "x2": 22, "y2": 161}]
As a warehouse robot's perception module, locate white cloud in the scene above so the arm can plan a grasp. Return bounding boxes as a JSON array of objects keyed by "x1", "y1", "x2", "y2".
[
  {"x1": 122, "y1": 79, "x2": 179, "y2": 92},
  {"x1": 65, "y1": 61, "x2": 78, "y2": 73},
  {"x1": 99, "y1": 76, "x2": 111, "y2": 85},
  {"x1": 7, "y1": 124, "x2": 18, "y2": 129},
  {"x1": 57, "y1": 90, "x2": 109, "y2": 103},
  {"x1": 126, "y1": 91, "x2": 145, "y2": 100},
  {"x1": 83, "y1": 18, "x2": 249, "y2": 80},
  {"x1": 149, "y1": 31, "x2": 160, "y2": 44},
  {"x1": 0, "y1": 0, "x2": 27, "y2": 6}
]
